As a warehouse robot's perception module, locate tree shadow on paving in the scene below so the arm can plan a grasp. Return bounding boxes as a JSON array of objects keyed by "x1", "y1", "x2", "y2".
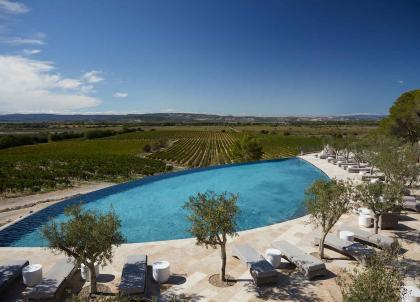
[
  {"x1": 401, "y1": 258, "x2": 420, "y2": 280},
  {"x1": 393, "y1": 224, "x2": 420, "y2": 244},
  {"x1": 245, "y1": 271, "x2": 324, "y2": 301}
]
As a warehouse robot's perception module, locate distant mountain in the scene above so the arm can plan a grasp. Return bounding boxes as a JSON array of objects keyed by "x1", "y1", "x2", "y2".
[{"x1": 0, "y1": 113, "x2": 386, "y2": 123}]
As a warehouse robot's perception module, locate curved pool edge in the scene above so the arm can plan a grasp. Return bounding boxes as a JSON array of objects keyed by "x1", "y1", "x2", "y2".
[{"x1": 0, "y1": 155, "x2": 330, "y2": 247}]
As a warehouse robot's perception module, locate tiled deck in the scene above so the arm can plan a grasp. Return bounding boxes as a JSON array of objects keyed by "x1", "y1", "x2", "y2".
[{"x1": 0, "y1": 154, "x2": 418, "y2": 301}]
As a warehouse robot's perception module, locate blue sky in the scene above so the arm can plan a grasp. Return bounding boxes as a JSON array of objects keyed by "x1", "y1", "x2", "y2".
[{"x1": 0, "y1": 0, "x2": 419, "y2": 115}]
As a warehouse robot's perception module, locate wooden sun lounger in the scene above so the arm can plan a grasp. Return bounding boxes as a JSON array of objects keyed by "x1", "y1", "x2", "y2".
[
  {"x1": 271, "y1": 240, "x2": 326, "y2": 279},
  {"x1": 232, "y1": 244, "x2": 278, "y2": 286},
  {"x1": 119, "y1": 255, "x2": 147, "y2": 296},
  {"x1": 0, "y1": 260, "x2": 29, "y2": 293},
  {"x1": 312, "y1": 233, "x2": 373, "y2": 266},
  {"x1": 348, "y1": 166, "x2": 372, "y2": 173},
  {"x1": 336, "y1": 225, "x2": 397, "y2": 250},
  {"x1": 361, "y1": 174, "x2": 385, "y2": 181},
  {"x1": 27, "y1": 258, "x2": 76, "y2": 301}
]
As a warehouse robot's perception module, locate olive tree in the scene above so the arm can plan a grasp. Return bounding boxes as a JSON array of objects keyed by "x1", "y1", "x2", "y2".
[
  {"x1": 183, "y1": 191, "x2": 239, "y2": 281},
  {"x1": 306, "y1": 179, "x2": 351, "y2": 259},
  {"x1": 231, "y1": 135, "x2": 263, "y2": 162},
  {"x1": 42, "y1": 204, "x2": 125, "y2": 295},
  {"x1": 355, "y1": 182, "x2": 403, "y2": 234},
  {"x1": 338, "y1": 247, "x2": 405, "y2": 302}
]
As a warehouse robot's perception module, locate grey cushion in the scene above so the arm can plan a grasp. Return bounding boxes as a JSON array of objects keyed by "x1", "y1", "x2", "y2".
[
  {"x1": 272, "y1": 240, "x2": 326, "y2": 277},
  {"x1": 119, "y1": 255, "x2": 147, "y2": 295},
  {"x1": 337, "y1": 225, "x2": 397, "y2": 249},
  {"x1": 28, "y1": 258, "x2": 75, "y2": 300},
  {"x1": 0, "y1": 260, "x2": 29, "y2": 292},
  {"x1": 232, "y1": 244, "x2": 264, "y2": 267}
]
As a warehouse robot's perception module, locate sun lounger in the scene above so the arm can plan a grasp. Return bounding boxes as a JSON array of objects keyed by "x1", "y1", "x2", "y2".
[
  {"x1": 0, "y1": 260, "x2": 29, "y2": 293},
  {"x1": 232, "y1": 244, "x2": 278, "y2": 285},
  {"x1": 348, "y1": 166, "x2": 372, "y2": 173},
  {"x1": 336, "y1": 225, "x2": 397, "y2": 250},
  {"x1": 271, "y1": 240, "x2": 326, "y2": 279},
  {"x1": 312, "y1": 233, "x2": 373, "y2": 266},
  {"x1": 403, "y1": 196, "x2": 420, "y2": 212},
  {"x1": 361, "y1": 173, "x2": 385, "y2": 181},
  {"x1": 27, "y1": 258, "x2": 76, "y2": 301},
  {"x1": 119, "y1": 255, "x2": 147, "y2": 296}
]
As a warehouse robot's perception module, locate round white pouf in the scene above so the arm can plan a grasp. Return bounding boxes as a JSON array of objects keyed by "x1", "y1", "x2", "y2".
[
  {"x1": 402, "y1": 286, "x2": 420, "y2": 302},
  {"x1": 22, "y1": 264, "x2": 42, "y2": 287},
  {"x1": 265, "y1": 248, "x2": 282, "y2": 268},
  {"x1": 153, "y1": 261, "x2": 170, "y2": 283},
  {"x1": 339, "y1": 231, "x2": 354, "y2": 242},
  {"x1": 359, "y1": 214, "x2": 373, "y2": 228},
  {"x1": 80, "y1": 263, "x2": 100, "y2": 281}
]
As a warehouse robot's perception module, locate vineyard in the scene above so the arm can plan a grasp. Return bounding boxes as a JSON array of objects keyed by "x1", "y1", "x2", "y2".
[{"x1": 146, "y1": 131, "x2": 322, "y2": 167}]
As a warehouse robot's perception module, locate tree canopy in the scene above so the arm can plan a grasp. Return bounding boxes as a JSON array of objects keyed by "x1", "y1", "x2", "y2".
[
  {"x1": 42, "y1": 204, "x2": 125, "y2": 294},
  {"x1": 380, "y1": 89, "x2": 420, "y2": 144},
  {"x1": 183, "y1": 191, "x2": 239, "y2": 281},
  {"x1": 231, "y1": 135, "x2": 263, "y2": 162}
]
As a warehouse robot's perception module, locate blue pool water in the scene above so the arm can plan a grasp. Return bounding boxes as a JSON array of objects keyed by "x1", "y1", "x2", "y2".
[{"x1": 0, "y1": 158, "x2": 328, "y2": 247}]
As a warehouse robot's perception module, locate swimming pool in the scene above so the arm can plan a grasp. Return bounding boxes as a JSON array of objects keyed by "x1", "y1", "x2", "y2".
[{"x1": 0, "y1": 158, "x2": 328, "y2": 247}]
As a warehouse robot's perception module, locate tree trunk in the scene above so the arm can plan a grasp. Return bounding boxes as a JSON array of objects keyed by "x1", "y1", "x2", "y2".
[
  {"x1": 319, "y1": 232, "x2": 327, "y2": 259},
  {"x1": 220, "y1": 244, "x2": 227, "y2": 282},
  {"x1": 89, "y1": 263, "x2": 97, "y2": 295},
  {"x1": 373, "y1": 214, "x2": 379, "y2": 234}
]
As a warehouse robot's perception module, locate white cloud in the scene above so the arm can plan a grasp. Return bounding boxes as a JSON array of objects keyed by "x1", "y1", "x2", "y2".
[
  {"x1": 83, "y1": 70, "x2": 104, "y2": 83},
  {"x1": 113, "y1": 92, "x2": 128, "y2": 98},
  {"x1": 22, "y1": 48, "x2": 41, "y2": 55},
  {"x1": 2, "y1": 37, "x2": 45, "y2": 45},
  {"x1": 398, "y1": 80, "x2": 404, "y2": 84},
  {"x1": 0, "y1": 55, "x2": 101, "y2": 113},
  {"x1": 0, "y1": 0, "x2": 29, "y2": 14}
]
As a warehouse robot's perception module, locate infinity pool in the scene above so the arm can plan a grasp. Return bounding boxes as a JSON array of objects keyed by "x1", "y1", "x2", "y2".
[{"x1": 0, "y1": 158, "x2": 328, "y2": 247}]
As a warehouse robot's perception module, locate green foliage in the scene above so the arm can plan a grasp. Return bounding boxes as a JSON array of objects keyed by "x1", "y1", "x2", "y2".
[
  {"x1": 43, "y1": 204, "x2": 125, "y2": 294},
  {"x1": 50, "y1": 131, "x2": 84, "y2": 141},
  {"x1": 338, "y1": 248, "x2": 405, "y2": 302},
  {"x1": 85, "y1": 129, "x2": 117, "y2": 139},
  {"x1": 380, "y1": 89, "x2": 420, "y2": 144},
  {"x1": 231, "y1": 135, "x2": 263, "y2": 162},
  {"x1": 305, "y1": 179, "x2": 351, "y2": 258},
  {"x1": 0, "y1": 133, "x2": 48, "y2": 149},
  {"x1": 354, "y1": 181, "x2": 403, "y2": 234},
  {"x1": 183, "y1": 191, "x2": 239, "y2": 281},
  {"x1": 143, "y1": 144, "x2": 152, "y2": 153}
]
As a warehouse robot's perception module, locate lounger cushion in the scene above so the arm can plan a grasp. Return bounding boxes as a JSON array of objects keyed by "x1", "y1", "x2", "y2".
[
  {"x1": 232, "y1": 244, "x2": 264, "y2": 267},
  {"x1": 119, "y1": 255, "x2": 147, "y2": 295},
  {"x1": 337, "y1": 225, "x2": 397, "y2": 249},
  {"x1": 271, "y1": 240, "x2": 326, "y2": 278},
  {"x1": 28, "y1": 259, "x2": 75, "y2": 299},
  {"x1": 0, "y1": 260, "x2": 29, "y2": 292}
]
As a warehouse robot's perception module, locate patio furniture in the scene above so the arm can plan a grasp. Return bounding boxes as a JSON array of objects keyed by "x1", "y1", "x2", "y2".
[
  {"x1": 358, "y1": 214, "x2": 373, "y2": 228},
  {"x1": 337, "y1": 225, "x2": 398, "y2": 249},
  {"x1": 23, "y1": 264, "x2": 42, "y2": 287},
  {"x1": 271, "y1": 240, "x2": 327, "y2": 279},
  {"x1": 152, "y1": 261, "x2": 170, "y2": 283},
  {"x1": 119, "y1": 255, "x2": 147, "y2": 296},
  {"x1": 339, "y1": 231, "x2": 354, "y2": 242},
  {"x1": 361, "y1": 173, "x2": 385, "y2": 181},
  {"x1": 232, "y1": 244, "x2": 278, "y2": 286},
  {"x1": 379, "y1": 213, "x2": 399, "y2": 230},
  {"x1": 80, "y1": 262, "x2": 99, "y2": 281},
  {"x1": 27, "y1": 258, "x2": 76, "y2": 301},
  {"x1": 403, "y1": 196, "x2": 420, "y2": 212},
  {"x1": 265, "y1": 248, "x2": 282, "y2": 268},
  {"x1": 312, "y1": 233, "x2": 373, "y2": 266},
  {"x1": 0, "y1": 260, "x2": 29, "y2": 293},
  {"x1": 402, "y1": 286, "x2": 420, "y2": 302}
]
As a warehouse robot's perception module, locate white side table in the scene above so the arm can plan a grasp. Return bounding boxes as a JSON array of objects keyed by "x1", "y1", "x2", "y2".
[
  {"x1": 359, "y1": 214, "x2": 373, "y2": 228},
  {"x1": 22, "y1": 264, "x2": 42, "y2": 287},
  {"x1": 339, "y1": 231, "x2": 354, "y2": 242},
  {"x1": 153, "y1": 261, "x2": 170, "y2": 283},
  {"x1": 80, "y1": 263, "x2": 100, "y2": 281},
  {"x1": 402, "y1": 286, "x2": 420, "y2": 302},
  {"x1": 265, "y1": 248, "x2": 282, "y2": 268}
]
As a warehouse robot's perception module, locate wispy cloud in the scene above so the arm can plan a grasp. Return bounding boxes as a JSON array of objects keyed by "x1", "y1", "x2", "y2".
[
  {"x1": 0, "y1": 55, "x2": 102, "y2": 113},
  {"x1": 398, "y1": 80, "x2": 404, "y2": 84},
  {"x1": 0, "y1": 0, "x2": 29, "y2": 14},
  {"x1": 83, "y1": 70, "x2": 104, "y2": 83},
  {"x1": 113, "y1": 92, "x2": 128, "y2": 98},
  {"x1": 22, "y1": 48, "x2": 41, "y2": 55},
  {"x1": 2, "y1": 37, "x2": 45, "y2": 45}
]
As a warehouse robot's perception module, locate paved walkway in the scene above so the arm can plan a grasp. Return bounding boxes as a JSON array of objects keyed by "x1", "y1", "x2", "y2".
[{"x1": 0, "y1": 154, "x2": 418, "y2": 301}]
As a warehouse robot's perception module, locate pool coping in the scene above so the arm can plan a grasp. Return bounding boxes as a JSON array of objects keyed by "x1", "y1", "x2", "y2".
[{"x1": 0, "y1": 155, "x2": 328, "y2": 247}]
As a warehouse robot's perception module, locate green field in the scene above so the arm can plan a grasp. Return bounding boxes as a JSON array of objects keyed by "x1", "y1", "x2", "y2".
[{"x1": 0, "y1": 126, "x2": 328, "y2": 195}]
